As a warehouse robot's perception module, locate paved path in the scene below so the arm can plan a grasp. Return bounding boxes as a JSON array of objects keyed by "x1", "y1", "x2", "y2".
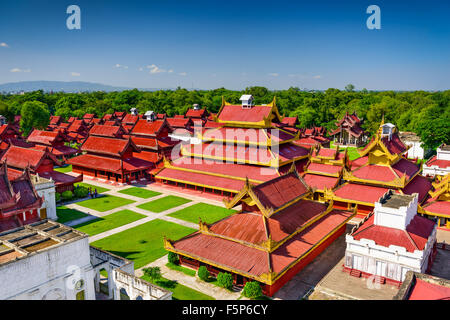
[
  {"x1": 58, "y1": 178, "x2": 242, "y2": 299},
  {"x1": 136, "y1": 255, "x2": 247, "y2": 300}
]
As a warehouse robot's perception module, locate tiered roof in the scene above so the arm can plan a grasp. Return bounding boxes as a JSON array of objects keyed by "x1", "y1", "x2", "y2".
[
  {"x1": 89, "y1": 125, "x2": 126, "y2": 138},
  {"x1": 330, "y1": 111, "x2": 365, "y2": 138},
  {"x1": 419, "y1": 174, "x2": 450, "y2": 219},
  {"x1": 165, "y1": 171, "x2": 354, "y2": 284}
]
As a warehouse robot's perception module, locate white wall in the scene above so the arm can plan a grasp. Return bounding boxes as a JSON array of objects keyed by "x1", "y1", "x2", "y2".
[
  {"x1": 0, "y1": 237, "x2": 95, "y2": 300},
  {"x1": 33, "y1": 178, "x2": 57, "y2": 220},
  {"x1": 373, "y1": 194, "x2": 418, "y2": 230}
]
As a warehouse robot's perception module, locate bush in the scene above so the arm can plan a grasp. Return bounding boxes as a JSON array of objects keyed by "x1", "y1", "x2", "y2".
[
  {"x1": 217, "y1": 272, "x2": 233, "y2": 290},
  {"x1": 243, "y1": 281, "x2": 262, "y2": 298},
  {"x1": 74, "y1": 186, "x2": 89, "y2": 199},
  {"x1": 143, "y1": 267, "x2": 161, "y2": 281},
  {"x1": 55, "y1": 192, "x2": 61, "y2": 202},
  {"x1": 61, "y1": 191, "x2": 73, "y2": 201},
  {"x1": 168, "y1": 251, "x2": 179, "y2": 265},
  {"x1": 197, "y1": 266, "x2": 210, "y2": 281}
]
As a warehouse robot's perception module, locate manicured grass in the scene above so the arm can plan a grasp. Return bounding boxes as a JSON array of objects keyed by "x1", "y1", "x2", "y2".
[
  {"x1": 75, "y1": 182, "x2": 110, "y2": 194},
  {"x1": 91, "y1": 219, "x2": 196, "y2": 269},
  {"x1": 168, "y1": 203, "x2": 236, "y2": 224},
  {"x1": 141, "y1": 274, "x2": 214, "y2": 300},
  {"x1": 73, "y1": 210, "x2": 146, "y2": 236},
  {"x1": 137, "y1": 195, "x2": 191, "y2": 213},
  {"x1": 118, "y1": 187, "x2": 161, "y2": 199},
  {"x1": 166, "y1": 262, "x2": 196, "y2": 277},
  {"x1": 76, "y1": 195, "x2": 135, "y2": 212},
  {"x1": 54, "y1": 165, "x2": 72, "y2": 173},
  {"x1": 56, "y1": 206, "x2": 88, "y2": 223},
  {"x1": 330, "y1": 141, "x2": 361, "y2": 161}
]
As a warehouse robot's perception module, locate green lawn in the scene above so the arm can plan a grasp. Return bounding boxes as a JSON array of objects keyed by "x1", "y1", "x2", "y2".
[
  {"x1": 118, "y1": 187, "x2": 161, "y2": 199},
  {"x1": 166, "y1": 262, "x2": 196, "y2": 277},
  {"x1": 137, "y1": 195, "x2": 192, "y2": 213},
  {"x1": 75, "y1": 182, "x2": 110, "y2": 194},
  {"x1": 73, "y1": 210, "x2": 146, "y2": 236},
  {"x1": 141, "y1": 274, "x2": 214, "y2": 300},
  {"x1": 330, "y1": 141, "x2": 362, "y2": 161},
  {"x1": 54, "y1": 165, "x2": 72, "y2": 173},
  {"x1": 56, "y1": 206, "x2": 88, "y2": 223},
  {"x1": 76, "y1": 195, "x2": 135, "y2": 212},
  {"x1": 168, "y1": 203, "x2": 236, "y2": 224},
  {"x1": 91, "y1": 219, "x2": 196, "y2": 269}
]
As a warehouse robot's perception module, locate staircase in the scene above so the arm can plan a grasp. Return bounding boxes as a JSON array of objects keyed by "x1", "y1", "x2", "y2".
[
  {"x1": 373, "y1": 275, "x2": 386, "y2": 285},
  {"x1": 350, "y1": 269, "x2": 361, "y2": 278}
]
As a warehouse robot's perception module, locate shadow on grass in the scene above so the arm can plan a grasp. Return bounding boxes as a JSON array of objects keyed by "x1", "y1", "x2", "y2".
[{"x1": 73, "y1": 217, "x2": 103, "y2": 228}]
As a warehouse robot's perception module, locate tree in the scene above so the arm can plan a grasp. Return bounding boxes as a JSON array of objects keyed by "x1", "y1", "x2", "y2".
[
  {"x1": 242, "y1": 281, "x2": 262, "y2": 298},
  {"x1": 217, "y1": 272, "x2": 233, "y2": 290},
  {"x1": 197, "y1": 266, "x2": 210, "y2": 281},
  {"x1": 167, "y1": 251, "x2": 179, "y2": 265},
  {"x1": 0, "y1": 101, "x2": 14, "y2": 123},
  {"x1": 143, "y1": 267, "x2": 162, "y2": 282},
  {"x1": 20, "y1": 101, "x2": 50, "y2": 136},
  {"x1": 345, "y1": 84, "x2": 355, "y2": 92}
]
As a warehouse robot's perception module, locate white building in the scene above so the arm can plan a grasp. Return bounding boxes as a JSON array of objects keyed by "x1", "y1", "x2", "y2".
[
  {"x1": 32, "y1": 174, "x2": 57, "y2": 221},
  {"x1": 0, "y1": 220, "x2": 172, "y2": 300},
  {"x1": 399, "y1": 132, "x2": 425, "y2": 159},
  {"x1": 423, "y1": 144, "x2": 450, "y2": 177},
  {"x1": 344, "y1": 191, "x2": 437, "y2": 285},
  {"x1": 240, "y1": 94, "x2": 254, "y2": 108},
  {"x1": 0, "y1": 220, "x2": 96, "y2": 300}
]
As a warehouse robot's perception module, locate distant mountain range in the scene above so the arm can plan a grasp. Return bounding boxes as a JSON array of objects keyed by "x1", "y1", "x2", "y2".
[{"x1": 0, "y1": 81, "x2": 170, "y2": 93}]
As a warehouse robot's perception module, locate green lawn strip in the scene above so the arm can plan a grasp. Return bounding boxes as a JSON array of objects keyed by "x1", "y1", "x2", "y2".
[
  {"x1": 168, "y1": 203, "x2": 236, "y2": 224},
  {"x1": 56, "y1": 206, "x2": 88, "y2": 223},
  {"x1": 330, "y1": 141, "x2": 362, "y2": 161},
  {"x1": 75, "y1": 182, "x2": 110, "y2": 193},
  {"x1": 118, "y1": 187, "x2": 161, "y2": 199},
  {"x1": 91, "y1": 219, "x2": 196, "y2": 269},
  {"x1": 76, "y1": 195, "x2": 135, "y2": 212},
  {"x1": 137, "y1": 195, "x2": 192, "y2": 213},
  {"x1": 166, "y1": 262, "x2": 196, "y2": 277},
  {"x1": 141, "y1": 274, "x2": 214, "y2": 300},
  {"x1": 54, "y1": 165, "x2": 72, "y2": 173},
  {"x1": 72, "y1": 210, "x2": 146, "y2": 236}
]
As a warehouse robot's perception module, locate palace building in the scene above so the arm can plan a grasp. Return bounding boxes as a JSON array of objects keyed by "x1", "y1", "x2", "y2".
[
  {"x1": 154, "y1": 96, "x2": 310, "y2": 196},
  {"x1": 68, "y1": 136, "x2": 153, "y2": 183},
  {"x1": 26, "y1": 129, "x2": 79, "y2": 160},
  {"x1": 418, "y1": 173, "x2": 450, "y2": 230},
  {"x1": 330, "y1": 111, "x2": 366, "y2": 147},
  {"x1": 301, "y1": 146, "x2": 349, "y2": 201},
  {"x1": 344, "y1": 191, "x2": 437, "y2": 286},
  {"x1": 324, "y1": 122, "x2": 432, "y2": 218},
  {"x1": 1, "y1": 146, "x2": 82, "y2": 193},
  {"x1": 165, "y1": 169, "x2": 355, "y2": 296},
  {"x1": 422, "y1": 144, "x2": 450, "y2": 178}
]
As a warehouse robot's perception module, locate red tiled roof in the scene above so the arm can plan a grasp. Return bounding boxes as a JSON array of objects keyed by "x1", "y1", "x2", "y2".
[
  {"x1": 49, "y1": 116, "x2": 62, "y2": 125},
  {"x1": 422, "y1": 200, "x2": 450, "y2": 216},
  {"x1": 26, "y1": 130, "x2": 60, "y2": 145},
  {"x1": 303, "y1": 174, "x2": 339, "y2": 190},
  {"x1": 68, "y1": 154, "x2": 153, "y2": 172},
  {"x1": 251, "y1": 172, "x2": 309, "y2": 211},
  {"x1": 402, "y1": 175, "x2": 432, "y2": 203},
  {"x1": 382, "y1": 133, "x2": 408, "y2": 155},
  {"x1": 334, "y1": 183, "x2": 389, "y2": 204},
  {"x1": 38, "y1": 170, "x2": 83, "y2": 186},
  {"x1": 425, "y1": 155, "x2": 450, "y2": 169},
  {"x1": 32, "y1": 144, "x2": 79, "y2": 157},
  {"x1": 352, "y1": 214, "x2": 435, "y2": 253},
  {"x1": 89, "y1": 125, "x2": 125, "y2": 138},
  {"x1": 281, "y1": 117, "x2": 298, "y2": 127},
  {"x1": 122, "y1": 114, "x2": 139, "y2": 124},
  {"x1": 306, "y1": 162, "x2": 342, "y2": 175},
  {"x1": 408, "y1": 279, "x2": 450, "y2": 300},
  {"x1": 352, "y1": 165, "x2": 398, "y2": 182},
  {"x1": 132, "y1": 119, "x2": 171, "y2": 136},
  {"x1": 166, "y1": 117, "x2": 192, "y2": 128},
  {"x1": 185, "y1": 109, "x2": 207, "y2": 118},
  {"x1": 1, "y1": 146, "x2": 61, "y2": 170},
  {"x1": 81, "y1": 136, "x2": 139, "y2": 156},
  {"x1": 217, "y1": 105, "x2": 273, "y2": 123}
]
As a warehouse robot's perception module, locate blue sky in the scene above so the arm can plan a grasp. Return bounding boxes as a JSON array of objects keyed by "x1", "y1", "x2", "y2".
[{"x1": 0, "y1": 0, "x2": 449, "y2": 90}]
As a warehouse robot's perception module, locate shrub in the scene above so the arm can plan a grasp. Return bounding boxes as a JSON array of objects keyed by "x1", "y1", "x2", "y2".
[
  {"x1": 168, "y1": 251, "x2": 179, "y2": 265},
  {"x1": 74, "y1": 186, "x2": 89, "y2": 199},
  {"x1": 197, "y1": 266, "x2": 210, "y2": 281},
  {"x1": 143, "y1": 267, "x2": 161, "y2": 281},
  {"x1": 217, "y1": 272, "x2": 233, "y2": 290},
  {"x1": 61, "y1": 190, "x2": 73, "y2": 201},
  {"x1": 243, "y1": 281, "x2": 262, "y2": 298},
  {"x1": 55, "y1": 192, "x2": 61, "y2": 202}
]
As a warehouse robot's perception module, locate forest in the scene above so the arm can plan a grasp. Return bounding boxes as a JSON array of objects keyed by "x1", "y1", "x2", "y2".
[{"x1": 0, "y1": 86, "x2": 448, "y2": 150}]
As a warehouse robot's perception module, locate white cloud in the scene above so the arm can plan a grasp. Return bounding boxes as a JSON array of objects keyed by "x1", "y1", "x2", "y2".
[
  {"x1": 71, "y1": 72, "x2": 81, "y2": 77},
  {"x1": 268, "y1": 73, "x2": 279, "y2": 77},
  {"x1": 313, "y1": 75, "x2": 322, "y2": 79},
  {"x1": 168, "y1": 69, "x2": 174, "y2": 73},
  {"x1": 114, "y1": 64, "x2": 128, "y2": 69},
  {"x1": 147, "y1": 64, "x2": 166, "y2": 74},
  {"x1": 0, "y1": 42, "x2": 9, "y2": 48},
  {"x1": 178, "y1": 72, "x2": 187, "y2": 76},
  {"x1": 10, "y1": 68, "x2": 31, "y2": 73}
]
